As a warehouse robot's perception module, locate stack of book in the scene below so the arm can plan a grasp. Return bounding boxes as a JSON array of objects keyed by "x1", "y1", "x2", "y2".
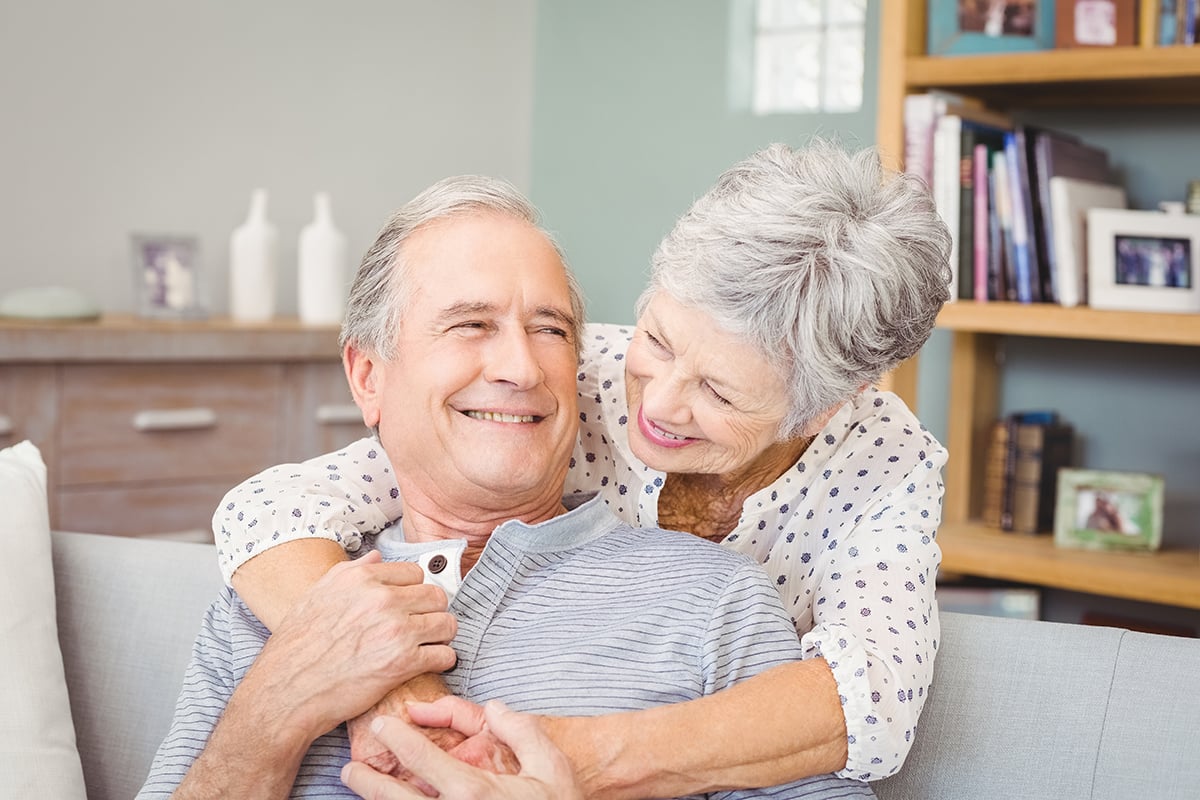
[
  {"x1": 904, "y1": 92, "x2": 1129, "y2": 306},
  {"x1": 981, "y1": 411, "x2": 1075, "y2": 535}
]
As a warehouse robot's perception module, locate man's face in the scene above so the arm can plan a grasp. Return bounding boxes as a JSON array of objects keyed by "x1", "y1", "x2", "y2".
[{"x1": 361, "y1": 212, "x2": 580, "y2": 514}]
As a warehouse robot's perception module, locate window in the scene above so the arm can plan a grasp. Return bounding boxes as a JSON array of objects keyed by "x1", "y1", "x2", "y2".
[{"x1": 752, "y1": 0, "x2": 865, "y2": 114}]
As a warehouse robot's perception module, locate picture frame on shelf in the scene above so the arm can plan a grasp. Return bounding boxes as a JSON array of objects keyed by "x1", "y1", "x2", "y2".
[
  {"x1": 1054, "y1": 468, "x2": 1164, "y2": 552},
  {"x1": 928, "y1": 0, "x2": 1057, "y2": 56},
  {"x1": 131, "y1": 234, "x2": 207, "y2": 320},
  {"x1": 1086, "y1": 207, "x2": 1200, "y2": 313},
  {"x1": 1054, "y1": 0, "x2": 1137, "y2": 47}
]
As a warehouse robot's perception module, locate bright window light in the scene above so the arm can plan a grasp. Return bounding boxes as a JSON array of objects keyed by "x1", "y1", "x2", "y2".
[{"x1": 752, "y1": 0, "x2": 865, "y2": 114}]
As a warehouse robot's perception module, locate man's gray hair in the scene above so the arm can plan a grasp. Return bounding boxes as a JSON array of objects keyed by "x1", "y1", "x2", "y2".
[
  {"x1": 639, "y1": 140, "x2": 952, "y2": 439},
  {"x1": 340, "y1": 175, "x2": 586, "y2": 359}
]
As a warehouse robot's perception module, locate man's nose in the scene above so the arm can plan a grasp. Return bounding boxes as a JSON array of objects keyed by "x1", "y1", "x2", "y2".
[{"x1": 483, "y1": 330, "x2": 544, "y2": 389}]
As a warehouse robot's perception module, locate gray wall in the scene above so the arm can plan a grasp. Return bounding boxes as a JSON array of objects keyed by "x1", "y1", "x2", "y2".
[{"x1": 0, "y1": 0, "x2": 536, "y2": 315}]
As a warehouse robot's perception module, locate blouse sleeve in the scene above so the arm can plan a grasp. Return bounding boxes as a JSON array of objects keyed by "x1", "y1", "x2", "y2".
[
  {"x1": 801, "y1": 454, "x2": 945, "y2": 782},
  {"x1": 212, "y1": 436, "x2": 404, "y2": 585}
]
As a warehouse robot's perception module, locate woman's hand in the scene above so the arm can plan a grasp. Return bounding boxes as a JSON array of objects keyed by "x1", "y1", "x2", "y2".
[{"x1": 340, "y1": 700, "x2": 582, "y2": 799}]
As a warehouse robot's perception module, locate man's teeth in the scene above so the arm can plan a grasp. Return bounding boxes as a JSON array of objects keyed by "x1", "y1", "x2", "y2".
[{"x1": 465, "y1": 411, "x2": 536, "y2": 423}]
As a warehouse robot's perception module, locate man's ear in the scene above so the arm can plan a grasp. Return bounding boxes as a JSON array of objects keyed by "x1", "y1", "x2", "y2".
[{"x1": 343, "y1": 344, "x2": 383, "y2": 429}]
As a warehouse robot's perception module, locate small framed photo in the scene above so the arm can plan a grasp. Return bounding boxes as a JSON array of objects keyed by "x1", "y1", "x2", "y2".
[
  {"x1": 928, "y1": 0, "x2": 1057, "y2": 56},
  {"x1": 131, "y1": 234, "x2": 207, "y2": 319},
  {"x1": 1086, "y1": 208, "x2": 1200, "y2": 313},
  {"x1": 1055, "y1": 0, "x2": 1136, "y2": 48},
  {"x1": 1054, "y1": 469, "x2": 1165, "y2": 552}
]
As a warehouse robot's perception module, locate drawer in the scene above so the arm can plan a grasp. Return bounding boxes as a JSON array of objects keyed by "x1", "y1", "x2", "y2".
[
  {"x1": 280, "y1": 361, "x2": 369, "y2": 461},
  {"x1": 0, "y1": 365, "x2": 58, "y2": 458},
  {"x1": 54, "y1": 480, "x2": 234, "y2": 539},
  {"x1": 58, "y1": 363, "x2": 283, "y2": 486}
]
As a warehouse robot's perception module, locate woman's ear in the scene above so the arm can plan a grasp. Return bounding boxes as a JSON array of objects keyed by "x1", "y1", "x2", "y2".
[{"x1": 343, "y1": 344, "x2": 382, "y2": 428}]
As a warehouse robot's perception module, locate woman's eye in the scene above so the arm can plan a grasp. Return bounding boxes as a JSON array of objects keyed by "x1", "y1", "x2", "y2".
[
  {"x1": 706, "y1": 382, "x2": 733, "y2": 406},
  {"x1": 645, "y1": 332, "x2": 666, "y2": 351}
]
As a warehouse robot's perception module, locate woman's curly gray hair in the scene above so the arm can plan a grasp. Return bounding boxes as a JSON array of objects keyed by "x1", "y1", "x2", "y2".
[
  {"x1": 340, "y1": 175, "x2": 586, "y2": 359},
  {"x1": 639, "y1": 139, "x2": 952, "y2": 439}
]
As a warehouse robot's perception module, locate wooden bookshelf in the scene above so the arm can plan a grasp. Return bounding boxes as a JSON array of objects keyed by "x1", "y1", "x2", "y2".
[
  {"x1": 877, "y1": 2, "x2": 1200, "y2": 613},
  {"x1": 940, "y1": 522, "x2": 1200, "y2": 610}
]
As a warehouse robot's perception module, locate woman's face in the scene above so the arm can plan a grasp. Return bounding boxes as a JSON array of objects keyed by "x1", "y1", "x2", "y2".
[{"x1": 624, "y1": 291, "x2": 796, "y2": 480}]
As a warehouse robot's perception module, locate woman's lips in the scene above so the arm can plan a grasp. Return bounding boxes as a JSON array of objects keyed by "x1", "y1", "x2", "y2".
[{"x1": 636, "y1": 406, "x2": 694, "y2": 449}]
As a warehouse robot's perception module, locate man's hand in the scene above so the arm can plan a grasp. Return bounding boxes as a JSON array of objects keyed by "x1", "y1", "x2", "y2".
[
  {"x1": 243, "y1": 550, "x2": 459, "y2": 738},
  {"x1": 341, "y1": 701, "x2": 582, "y2": 800}
]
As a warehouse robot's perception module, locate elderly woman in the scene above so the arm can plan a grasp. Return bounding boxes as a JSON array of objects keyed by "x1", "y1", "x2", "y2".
[{"x1": 215, "y1": 140, "x2": 952, "y2": 795}]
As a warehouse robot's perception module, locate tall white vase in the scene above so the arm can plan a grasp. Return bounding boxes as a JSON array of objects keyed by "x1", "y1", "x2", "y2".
[
  {"x1": 297, "y1": 192, "x2": 348, "y2": 325},
  {"x1": 229, "y1": 188, "x2": 278, "y2": 322}
]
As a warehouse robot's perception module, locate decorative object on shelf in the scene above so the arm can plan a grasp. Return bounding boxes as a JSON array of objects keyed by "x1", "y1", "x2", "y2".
[
  {"x1": 229, "y1": 189, "x2": 278, "y2": 323},
  {"x1": 1086, "y1": 206, "x2": 1200, "y2": 312},
  {"x1": 1055, "y1": 0, "x2": 1136, "y2": 47},
  {"x1": 1048, "y1": 176, "x2": 1127, "y2": 308},
  {"x1": 927, "y1": 0, "x2": 1057, "y2": 55},
  {"x1": 131, "y1": 234, "x2": 207, "y2": 320},
  {"x1": 297, "y1": 192, "x2": 349, "y2": 326},
  {"x1": 0, "y1": 286, "x2": 100, "y2": 321},
  {"x1": 1187, "y1": 179, "x2": 1200, "y2": 215},
  {"x1": 1054, "y1": 468, "x2": 1164, "y2": 552}
]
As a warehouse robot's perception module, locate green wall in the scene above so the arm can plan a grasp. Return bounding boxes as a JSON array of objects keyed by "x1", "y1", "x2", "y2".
[{"x1": 530, "y1": 0, "x2": 880, "y2": 324}]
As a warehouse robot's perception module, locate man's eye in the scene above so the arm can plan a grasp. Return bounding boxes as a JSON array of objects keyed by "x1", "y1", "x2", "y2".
[{"x1": 538, "y1": 326, "x2": 568, "y2": 338}]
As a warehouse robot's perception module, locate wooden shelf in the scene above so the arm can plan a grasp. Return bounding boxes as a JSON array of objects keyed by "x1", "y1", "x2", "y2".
[
  {"x1": 937, "y1": 302, "x2": 1200, "y2": 346},
  {"x1": 906, "y1": 47, "x2": 1200, "y2": 108},
  {"x1": 939, "y1": 522, "x2": 1200, "y2": 610},
  {"x1": 0, "y1": 315, "x2": 341, "y2": 362}
]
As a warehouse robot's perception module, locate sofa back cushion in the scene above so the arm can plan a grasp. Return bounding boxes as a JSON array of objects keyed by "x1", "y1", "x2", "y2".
[
  {"x1": 53, "y1": 531, "x2": 221, "y2": 800},
  {"x1": 0, "y1": 442, "x2": 86, "y2": 799}
]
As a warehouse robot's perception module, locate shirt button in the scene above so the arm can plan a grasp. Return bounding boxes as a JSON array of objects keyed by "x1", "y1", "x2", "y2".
[{"x1": 428, "y1": 554, "x2": 448, "y2": 574}]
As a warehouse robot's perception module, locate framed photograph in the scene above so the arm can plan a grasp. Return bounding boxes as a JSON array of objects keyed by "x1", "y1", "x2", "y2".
[
  {"x1": 1086, "y1": 208, "x2": 1200, "y2": 312},
  {"x1": 1054, "y1": 468, "x2": 1164, "y2": 552},
  {"x1": 928, "y1": 0, "x2": 1057, "y2": 56},
  {"x1": 1055, "y1": 0, "x2": 1136, "y2": 48},
  {"x1": 131, "y1": 234, "x2": 207, "y2": 319}
]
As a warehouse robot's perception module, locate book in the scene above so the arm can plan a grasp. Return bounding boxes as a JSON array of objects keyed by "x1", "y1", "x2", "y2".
[
  {"x1": 1004, "y1": 133, "x2": 1038, "y2": 303},
  {"x1": 903, "y1": 91, "x2": 985, "y2": 191},
  {"x1": 973, "y1": 143, "x2": 991, "y2": 302},
  {"x1": 1161, "y1": 0, "x2": 1179, "y2": 44},
  {"x1": 1048, "y1": 177, "x2": 1128, "y2": 308},
  {"x1": 1032, "y1": 132, "x2": 1111, "y2": 304},
  {"x1": 985, "y1": 158, "x2": 1006, "y2": 301},
  {"x1": 1011, "y1": 421, "x2": 1075, "y2": 535},
  {"x1": 991, "y1": 149, "x2": 1018, "y2": 302},
  {"x1": 1141, "y1": 0, "x2": 1162, "y2": 46},
  {"x1": 957, "y1": 122, "x2": 1009, "y2": 301},
  {"x1": 981, "y1": 418, "x2": 1014, "y2": 528}
]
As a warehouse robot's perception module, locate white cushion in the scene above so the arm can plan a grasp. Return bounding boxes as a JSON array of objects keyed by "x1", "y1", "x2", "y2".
[{"x1": 0, "y1": 441, "x2": 86, "y2": 798}]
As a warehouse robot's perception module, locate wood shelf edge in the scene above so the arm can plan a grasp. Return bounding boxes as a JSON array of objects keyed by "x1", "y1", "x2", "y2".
[
  {"x1": 907, "y1": 46, "x2": 1200, "y2": 88},
  {"x1": 938, "y1": 521, "x2": 1200, "y2": 610},
  {"x1": 936, "y1": 302, "x2": 1200, "y2": 346}
]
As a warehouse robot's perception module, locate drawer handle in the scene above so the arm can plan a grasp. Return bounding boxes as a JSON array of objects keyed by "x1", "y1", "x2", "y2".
[
  {"x1": 0, "y1": 414, "x2": 11, "y2": 436},
  {"x1": 315, "y1": 404, "x2": 362, "y2": 425},
  {"x1": 132, "y1": 408, "x2": 218, "y2": 432}
]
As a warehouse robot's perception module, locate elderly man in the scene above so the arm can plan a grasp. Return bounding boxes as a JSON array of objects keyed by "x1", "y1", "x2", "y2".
[{"x1": 137, "y1": 176, "x2": 873, "y2": 800}]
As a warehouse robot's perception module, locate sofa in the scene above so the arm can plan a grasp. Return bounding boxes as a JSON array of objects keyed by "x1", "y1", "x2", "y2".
[{"x1": 6, "y1": 443, "x2": 1200, "y2": 799}]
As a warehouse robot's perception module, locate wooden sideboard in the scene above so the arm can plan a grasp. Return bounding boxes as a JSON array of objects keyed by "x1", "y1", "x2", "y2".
[{"x1": 0, "y1": 316, "x2": 367, "y2": 539}]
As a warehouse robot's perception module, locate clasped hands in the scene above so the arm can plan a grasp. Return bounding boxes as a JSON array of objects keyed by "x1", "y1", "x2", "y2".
[{"x1": 254, "y1": 550, "x2": 578, "y2": 797}]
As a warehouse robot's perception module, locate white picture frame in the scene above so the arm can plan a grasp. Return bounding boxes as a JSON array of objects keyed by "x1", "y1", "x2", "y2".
[
  {"x1": 1049, "y1": 177, "x2": 1126, "y2": 308},
  {"x1": 1086, "y1": 208, "x2": 1200, "y2": 313}
]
